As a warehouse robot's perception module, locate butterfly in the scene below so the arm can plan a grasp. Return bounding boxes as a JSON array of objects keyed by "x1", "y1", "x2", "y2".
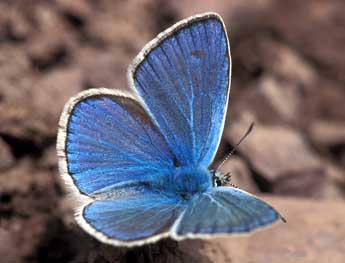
[{"x1": 57, "y1": 12, "x2": 284, "y2": 247}]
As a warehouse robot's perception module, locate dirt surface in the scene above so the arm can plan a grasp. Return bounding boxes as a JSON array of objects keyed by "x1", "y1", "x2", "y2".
[{"x1": 0, "y1": 0, "x2": 344, "y2": 262}]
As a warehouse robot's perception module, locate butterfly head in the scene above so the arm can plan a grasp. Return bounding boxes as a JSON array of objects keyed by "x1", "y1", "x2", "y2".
[{"x1": 211, "y1": 170, "x2": 231, "y2": 187}]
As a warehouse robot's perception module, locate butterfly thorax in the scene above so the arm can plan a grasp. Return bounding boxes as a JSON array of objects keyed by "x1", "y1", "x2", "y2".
[{"x1": 163, "y1": 166, "x2": 212, "y2": 201}]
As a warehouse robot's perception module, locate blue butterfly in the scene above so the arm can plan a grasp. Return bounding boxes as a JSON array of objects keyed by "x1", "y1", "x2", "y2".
[{"x1": 57, "y1": 12, "x2": 284, "y2": 247}]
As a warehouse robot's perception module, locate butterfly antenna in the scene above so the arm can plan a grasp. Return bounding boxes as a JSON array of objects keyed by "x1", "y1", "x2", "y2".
[{"x1": 216, "y1": 122, "x2": 255, "y2": 171}]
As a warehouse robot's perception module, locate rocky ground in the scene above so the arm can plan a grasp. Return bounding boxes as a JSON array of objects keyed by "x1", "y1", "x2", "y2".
[{"x1": 0, "y1": 0, "x2": 345, "y2": 262}]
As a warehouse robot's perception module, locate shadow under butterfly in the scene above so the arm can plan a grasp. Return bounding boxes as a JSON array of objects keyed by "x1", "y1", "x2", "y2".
[{"x1": 57, "y1": 12, "x2": 285, "y2": 247}]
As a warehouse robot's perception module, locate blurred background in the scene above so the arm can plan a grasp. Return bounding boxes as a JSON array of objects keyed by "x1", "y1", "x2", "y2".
[{"x1": 0, "y1": 0, "x2": 344, "y2": 262}]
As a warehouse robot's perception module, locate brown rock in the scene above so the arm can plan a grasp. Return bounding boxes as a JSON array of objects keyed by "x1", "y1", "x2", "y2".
[
  {"x1": 236, "y1": 76, "x2": 301, "y2": 124},
  {"x1": 0, "y1": 158, "x2": 57, "y2": 202},
  {"x1": 309, "y1": 120, "x2": 345, "y2": 167},
  {"x1": 0, "y1": 229, "x2": 21, "y2": 263},
  {"x1": 81, "y1": 1, "x2": 155, "y2": 51},
  {"x1": 27, "y1": 5, "x2": 73, "y2": 71},
  {"x1": 0, "y1": 158, "x2": 60, "y2": 261},
  {"x1": 178, "y1": 196, "x2": 345, "y2": 263},
  {"x1": 225, "y1": 121, "x2": 326, "y2": 197},
  {"x1": 234, "y1": 36, "x2": 316, "y2": 87},
  {"x1": 0, "y1": 66, "x2": 83, "y2": 142},
  {"x1": 78, "y1": 48, "x2": 131, "y2": 91},
  {"x1": 0, "y1": 137, "x2": 14, "y2": 170},
  {"x1": 303, "y1": 78, "x2": 345, "y2": 123},
  {"x1": 230, "y1": 38, "x2": 316, "y2": 125},
  {"x1": 261, "y1": 40, "x2": 316, "y2": 86},
  {"x1": 31, "y1": 67, "x2": 83, "y2": 137},
  {"x1": 309, "y1": 120, "x2": 345, "y2": 148},
  {"x1": 0, "y1": 46, "x2": 36, "y2": 139},
  {"x1": 0, "y1": 10, "x2": 33, "y2": 42},
  {"x1": 166, "y1": 0, "x2": 272, "y2": 29},
  {"x1": 38, "y1": 145, "x2": 58, "y2": 171},
  {"x1": 0, "y1": 52, "x2": 83, "y2": 142},
  {"x1": 321, "y1": 162, "x2": 345, "y2": 200},
  {"x1": 266, "y1": 0, "x2": 345, "y2": 83},
  {"x1": 0, "y1": 159, "x2": 33, "y2": 194},
  {"x1": 56, "y1": 0, "x2": 94, "y2": 19}
]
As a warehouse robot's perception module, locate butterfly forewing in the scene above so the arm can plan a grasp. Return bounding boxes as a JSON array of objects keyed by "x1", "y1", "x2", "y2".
[
  {"x1": 58, "y1": 89, "x2": 174, "y2": 196},
  {"x1": 129, "y1": 13, "x2": 231, "y2": 167}
]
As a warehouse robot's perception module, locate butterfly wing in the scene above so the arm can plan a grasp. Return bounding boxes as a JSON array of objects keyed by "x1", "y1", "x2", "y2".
[
  {"x1": 57, "y1": 88, "x2": 186, "y2": 245},
  {"x1": 173, "y1": 187, "x2": 282, "y2": 238},
  {"x1": 79, "y1": 189, "x2": 185, "y2": 246},
  {"x1": 128, "y1": 13, "x2": 231, "y2": 167},
  {"x1": 57, "y1": 88, "x2": 175, "y2": 197}
]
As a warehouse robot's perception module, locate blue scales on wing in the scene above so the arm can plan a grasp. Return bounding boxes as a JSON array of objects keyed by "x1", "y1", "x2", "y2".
[
  {"x1": 62, "y1": 91, "x2": 189, "y2": 243},
  {"x1": 130, "y1": 14, "x2": 230, "y2": 167},
  {"x1": 82, "y1": 190, "x2": 185, "y2": 243},
  {"x1": 174, "y1": 187, "x2": 281, "y2": 236},
  {"x1": 64, "y1": 93, "x2": 175, "y2": 196}
]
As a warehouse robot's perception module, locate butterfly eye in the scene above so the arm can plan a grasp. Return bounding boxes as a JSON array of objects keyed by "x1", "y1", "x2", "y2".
[
  {"x1": 213, "y1": 171, "x2": 232, "y2": 187},
  {"x1": 215, "y1": 178, "x2": 222, "y2": 187},
  {"x1": 212, "y1": 171, "x2": 222, "y2": 187}
]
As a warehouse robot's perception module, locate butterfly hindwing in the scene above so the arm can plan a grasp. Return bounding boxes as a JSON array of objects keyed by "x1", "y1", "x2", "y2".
[
  {"x1": 57, "y1": 88, "x2": 174, "y2": 196},
  {"x1": 173, "y1": 187, "x2": 280, "y2": 238},
  {"x1": 129, "y1": 13, "x2": 231, "y2": 167},
  {"x1": 79, "y1": 189, "x2": 186, "y2": 246}
]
